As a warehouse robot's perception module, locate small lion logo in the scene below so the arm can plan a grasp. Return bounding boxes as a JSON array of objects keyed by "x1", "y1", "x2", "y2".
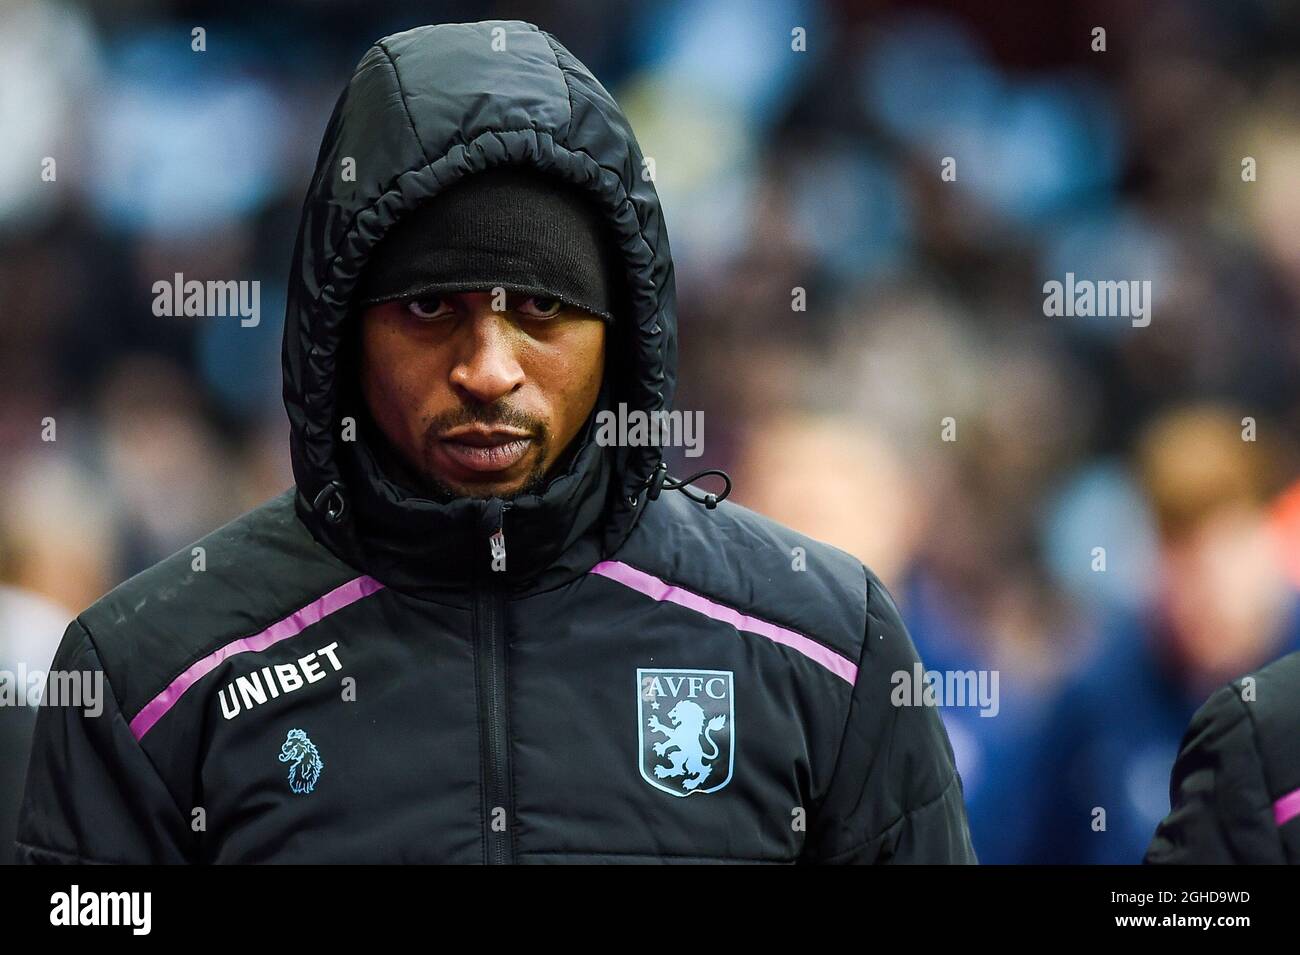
[
  {"x1": 638, "y1": 669, "x2": 734, "y2": 797},
  {"x1": 278, "y1": 728, "x2": 323, "y2": 794}
]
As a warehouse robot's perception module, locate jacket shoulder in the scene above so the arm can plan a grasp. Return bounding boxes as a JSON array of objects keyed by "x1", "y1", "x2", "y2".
[
  {"x1": 1235, "y1": 650, "x2": 1300, "y2": 859},
  {"x1": 73, "y1": 490, "x2": 358, "y2": 720},
  {"x1": 1242, "y1": 649, "x2": 1300, "y2": 749},
  {"x1": 614, "y1": 489, "x2": 871, "y2": 668},
  {"x1": 1146, "y1": 651, "x2": 1300, "y2": 864}
]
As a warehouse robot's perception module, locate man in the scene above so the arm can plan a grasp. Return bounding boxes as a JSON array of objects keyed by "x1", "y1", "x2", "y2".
[
  {"x1": 1025, "y1": 406, "x2": 1299, "y2": 863},
  {"x1": 17, "y1": 20, "x2": 974, "y2": 863},
  {"x1": 1146, "y1": 651, "x2": 1300, "y2": 864}
]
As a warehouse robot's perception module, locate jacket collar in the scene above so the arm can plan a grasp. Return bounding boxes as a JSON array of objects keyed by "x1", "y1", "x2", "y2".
[{"x1": 304, "y1": 390, "x2": 622, "y2": 599}]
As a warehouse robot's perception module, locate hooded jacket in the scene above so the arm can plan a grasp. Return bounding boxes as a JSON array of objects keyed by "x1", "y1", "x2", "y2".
[
  {"x1": 1145, "y1": 650, "x2": 1300, "y2": 864},
  {"x1": 16, "y1": 20, "x2": 975, "y2": 864}
]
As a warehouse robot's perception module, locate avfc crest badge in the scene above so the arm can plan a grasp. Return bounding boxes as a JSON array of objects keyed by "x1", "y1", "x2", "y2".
[{"x1": 637, "y1": 669, "x2": 734, "y2": 797}]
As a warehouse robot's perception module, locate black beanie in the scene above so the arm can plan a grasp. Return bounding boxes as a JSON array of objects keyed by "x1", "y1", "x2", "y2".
[{"x1": 354, "y1": 166, "x2": 620, "y2": 321}]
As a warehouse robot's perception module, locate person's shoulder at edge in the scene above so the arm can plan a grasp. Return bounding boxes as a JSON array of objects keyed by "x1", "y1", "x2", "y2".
[
  {"x1": 1145, "y1": 650, "x2": 1300, "y2": 864},
  {"x1": 61, "y1": 489, "x2": 357, "y2": 714},
  {"x1": 613, "y1": 484, "x2": 872, "y2": 662}
]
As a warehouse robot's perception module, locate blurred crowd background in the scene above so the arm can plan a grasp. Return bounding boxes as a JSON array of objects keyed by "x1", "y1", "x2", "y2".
[{"x1": 4, "y1": 0, "x2": 1300, "y2": 864}]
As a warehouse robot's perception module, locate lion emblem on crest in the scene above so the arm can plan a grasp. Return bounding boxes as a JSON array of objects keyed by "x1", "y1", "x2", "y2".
[
  {"x1": 279, "y1": 728, "x2": 323, "y2": 794},
  {"x1": 647, "y1": 700, "x2": 727, "y2": 791}
]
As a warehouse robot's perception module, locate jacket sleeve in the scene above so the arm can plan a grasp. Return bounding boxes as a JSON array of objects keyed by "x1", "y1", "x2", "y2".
[
  {"x1": 1144, "y1": 683, "x2": 1285, "y2": 864},
  {"x1": 15, "y1": 618, "x2": 192, "y2": 864},
  {"x1": 802, "y1": 572, "x2": 978, "y2": 864}
]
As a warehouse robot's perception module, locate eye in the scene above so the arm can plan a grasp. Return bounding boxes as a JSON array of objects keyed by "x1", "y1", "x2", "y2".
[
  {"x1": 405, "y1": 295, "x2": 452, "y2": 320},
  {"x1": 516, "y1": 295, "x2": 564, "y2": 318}
]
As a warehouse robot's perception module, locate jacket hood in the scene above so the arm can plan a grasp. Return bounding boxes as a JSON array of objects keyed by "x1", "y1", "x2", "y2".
[{"x1": 281, "y1": 20, "x2": 677, "y2": 597}]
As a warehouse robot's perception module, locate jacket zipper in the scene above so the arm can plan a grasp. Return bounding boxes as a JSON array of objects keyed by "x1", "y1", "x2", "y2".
[{"x1": 475, "y1": 500, "x2": 513, "y2": 864}]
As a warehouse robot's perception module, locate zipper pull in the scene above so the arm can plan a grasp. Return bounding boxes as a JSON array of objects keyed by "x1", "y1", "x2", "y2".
[
  {"x1": 482, "y1": 499, "x2": 510, "y2": 573},
  {"x1": 489, "y1": 528, "x2": 507, "y2": 573}
]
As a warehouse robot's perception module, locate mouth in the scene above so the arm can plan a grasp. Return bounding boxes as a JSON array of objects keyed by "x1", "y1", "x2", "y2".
[{"x1": 434, "y1": 427, "x2": 535, "y2": 476}]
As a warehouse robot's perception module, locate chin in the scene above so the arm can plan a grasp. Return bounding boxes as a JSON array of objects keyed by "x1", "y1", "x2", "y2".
[
  {"x1": 423, "y1": 467, "x2": 546, "y2": 502},
  {"x1": 455, "y1": 481, "x2": 529, "y2": 500}
]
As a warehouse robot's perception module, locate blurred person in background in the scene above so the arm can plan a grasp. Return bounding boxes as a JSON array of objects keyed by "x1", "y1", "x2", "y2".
[
  {"x1": 736, "y1": 411, "x2": 924, "y2": 587},
  {"x1": 1026, "y1": 406, "x2": 1300, "y2": 864},
  {"x1": 738, "y1": 300, "x2": 1095, "y2": 864},
  {"x1": 1145, "y1": 414, "x2": 1300, "y2": 864},
  {"x1": 0, "y1": 456, "x2": 116, "y2": 617},
  {"x1": 0, "y1": 526, "x2": 72, "y2": 866},
  {"x1": 0, "y1": 455, "x2": 112, "y2": 864},
  {"x1": 97, "y1": 355, "x2": 239, "y2": 569}
]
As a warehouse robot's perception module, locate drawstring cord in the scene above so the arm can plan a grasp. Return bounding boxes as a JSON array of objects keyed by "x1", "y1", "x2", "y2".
[{"x1": 644, "y1": 461, "x2": 732, "y2": 510}]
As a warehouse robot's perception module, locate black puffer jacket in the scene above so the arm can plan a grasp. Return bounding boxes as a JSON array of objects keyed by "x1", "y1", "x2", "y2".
[
  {"x1": 1146, "y1": 651, "x2": 1300, "y2": 864},
  {"x1": 17, "y1": 20, "x2": 975, "y2": 864}
]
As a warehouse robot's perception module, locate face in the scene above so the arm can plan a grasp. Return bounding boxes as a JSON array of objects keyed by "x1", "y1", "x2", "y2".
[{"x1": 359, "y1": 290, "x2": 606, "y2": 500}]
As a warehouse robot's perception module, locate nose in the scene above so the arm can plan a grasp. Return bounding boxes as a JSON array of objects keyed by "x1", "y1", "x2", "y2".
[{"x1": 448, "y1": 305, "x2": 525, "y2": 404}]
